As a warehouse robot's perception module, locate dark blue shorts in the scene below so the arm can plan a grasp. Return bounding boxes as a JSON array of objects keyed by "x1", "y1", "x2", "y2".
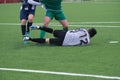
[{"x1": 20, "y1": 4, "x2": 36, "y2": 20}]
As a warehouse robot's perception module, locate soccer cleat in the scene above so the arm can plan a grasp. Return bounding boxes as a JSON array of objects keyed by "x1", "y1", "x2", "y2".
[
  {"x1": 23, "y1": 36, "x2": 30, "y2": 44},
  {"x1": 30, "y1": 25, "x2": 40, "y2": 30},
  {"x1": 23, "y1": 36, "x2": 30, "y2": 41}
]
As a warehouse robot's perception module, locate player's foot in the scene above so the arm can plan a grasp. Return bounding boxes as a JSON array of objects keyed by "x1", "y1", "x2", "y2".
[
  {"x1": 23, "y1": 36, "x2": 30, "y2": 44},
  {"x1": 23, "y1": 36, "x2": 30, "y2": 41},
  {"x1": 30, "y1": 25, "x2": 40, "y2": 30},
  {"x1": 26, "y1": 32, "x2": 30, "y2": 37}
]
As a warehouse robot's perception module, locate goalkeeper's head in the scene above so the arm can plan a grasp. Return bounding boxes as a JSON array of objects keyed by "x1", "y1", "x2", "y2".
[{"x1": 88, "y1": 28, "x2": 97, "y2": 38}]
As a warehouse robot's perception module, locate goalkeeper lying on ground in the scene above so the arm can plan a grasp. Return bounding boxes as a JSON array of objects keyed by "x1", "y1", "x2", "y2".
[{"x1": 24, "y1": 26, "x2": 97, "y2": 46}]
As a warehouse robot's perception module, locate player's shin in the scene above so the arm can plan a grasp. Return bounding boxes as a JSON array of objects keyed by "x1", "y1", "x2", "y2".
[
  {"x1": 30, "y1": 38, "x2": 46, "y2": 43},
  {"x1": 21, "y1": 25, "x2": 26, "y2": 36},
  {"x1": 27, "y1": 22, "x2": 32, "y2": 32},
  {"x1": 40, "y1": 30, "x2": 46, "y2": 38}
]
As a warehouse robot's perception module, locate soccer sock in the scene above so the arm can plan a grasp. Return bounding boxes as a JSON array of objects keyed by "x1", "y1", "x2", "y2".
[
  {"x1": 27, "y1": 22, "x2": 32, "y2": 32},
  {"x1": 40, "y1": 30, "x2": 46, "y2": 38},
  {"x1": 30, "y1": 38, "x2": 45, "y2": 43},
  {"x1": 39, "y1": 26, "x2": 53, "y2": 33},
  {"x1": 21, "y1": 25, "x2": 26, "y2": 36},
  {"x1": 39, "y1": 26, "x2": 48, "y2": 38},
  {"x1": 63, "y1": 27, "x2": 68, "y2": 31}
]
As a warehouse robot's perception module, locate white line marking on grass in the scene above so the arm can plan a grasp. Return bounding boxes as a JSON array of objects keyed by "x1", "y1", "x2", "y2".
[
  {"x1": 109, "y1": 41, "x2": 119, "y2": 44},
  {"x1": 0, "y1": 68, "x2": 120, "y2": 80},
  {"x1": 67, "y1": 22, "x2": 120, "y2": 24},
  {"x1": 0, "y1": 22, "x2": 120, "y2": 25},
  {"x1": 0, "y1": 22, "x2": 120, "y2": 28},
  {"x1": 51, "y1": 24, "x2": 120, "y2": 28},
  {"x1": 0, "y1": 23, "x2": 20, "y2": 25}
]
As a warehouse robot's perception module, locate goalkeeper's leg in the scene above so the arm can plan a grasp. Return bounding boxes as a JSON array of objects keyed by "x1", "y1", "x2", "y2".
[
  {"x1": 31, "y1": 25, "x2": 54, "y2": 34},
  {"x1": 39, "y1": 26, "x2": 54, "y2": 34},
  {"x1": 29, "y1": 38, "x2": 46, "y2": 43},
  {"x1": 29, "y1": 38, "x2": 62, "y2": 46}
]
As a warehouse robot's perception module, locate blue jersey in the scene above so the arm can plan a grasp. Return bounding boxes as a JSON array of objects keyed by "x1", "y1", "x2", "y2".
[{"x1": 20, "y1": 0, "x2": 36, "y2": 20}]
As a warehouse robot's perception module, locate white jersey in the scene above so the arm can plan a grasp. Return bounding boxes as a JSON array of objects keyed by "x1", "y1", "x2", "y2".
[{"x1": 62, "y1": 28, "x2": 90, "y2": 46}]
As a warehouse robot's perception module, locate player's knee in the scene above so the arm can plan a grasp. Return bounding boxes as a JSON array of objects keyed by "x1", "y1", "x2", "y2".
[
  {"x1": 21, "y1": 19, "x2": 27, "y2": 25},
  {"x1": 28, "y1": 15, "x2": 34, "y2": 22},
  {"x1": 28, "y1": 19, "x2": 33, "y2": 22},
  {"x1": 43, "y1": 22, "x2": 49, "y2": 27}
]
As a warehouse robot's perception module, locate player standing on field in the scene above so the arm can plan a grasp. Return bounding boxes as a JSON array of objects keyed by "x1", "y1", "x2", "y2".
[
  {"x1": 28, "y1": 0, "x2": 69, "y2": 38},
  {"x1": 20, "y1": 0, "x2": 36, "y2": 44}
]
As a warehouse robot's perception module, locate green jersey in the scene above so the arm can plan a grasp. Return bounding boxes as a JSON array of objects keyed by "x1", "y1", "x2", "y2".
[{"x1": 41, "y1": 0, "x2": 62, "y2": 11}]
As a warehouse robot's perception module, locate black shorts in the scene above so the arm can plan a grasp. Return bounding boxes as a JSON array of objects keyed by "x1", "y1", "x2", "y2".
[
  {"x1": 20, "y1": 4, "x2": 36, "y2": 20},
  {"x1": 50, "y1": 30, "x2": 67, "y2": 46}
]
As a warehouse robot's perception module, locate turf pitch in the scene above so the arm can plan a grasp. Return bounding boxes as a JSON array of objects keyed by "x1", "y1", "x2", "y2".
[{"x1": 0, "y1": 1, "x2": 120, "y2": 80}]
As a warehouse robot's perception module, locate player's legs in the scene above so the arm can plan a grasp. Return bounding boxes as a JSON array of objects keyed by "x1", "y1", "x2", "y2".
[
  {"x1": 29, "y1": 38, "x2": 46, "y2": 43},
  {"x1": 39, "y1": 27, "x2": 67, "y2": 38},
  {"x1": 40, "y1": 11, "x2": 53, "y2": 38},
  {"x1": 21, "y1": 19, "x2": 27, "y2": 36},
  {"x1": 43, "y1": 16, "x2": 51, "y2": 27},
  {"x1": 59, "y1": 20, "x2": 68, "y2": 31},
  {"x1": 20, "y1": 8, "x2": 28, "y2": 37},
  {"x1": 40, "y1": 16, "x2": 51, "y2": 38},
  {"x1": 20, "y1": 7, "x2": 28, "y2": 44},
  {"x1": 49, "y1": 38, "x2": 63, "y2": 46},
  {"x1": 27, "y1": 5, "x2": 36, "y2": 36},
  {"x1": 39, "y1": 26, "x2": 54, "y2": 33},
  {"x1": 55, "y1": 11, "x2": 68, "y2": 31},
  {"x1": 29, "y1": 38, "x2": 63, "y2": 46},
  {"x1": 27, "y1": 14, "x2": 34, "y2": 33},
  {"x1": 21, "y1": 18, "x2": 28, "y2": 44},
  {"x1": 53, "y1": 30, "x2": 66, "y2": 38},
  {"x1": 20, "y1": 6, "x2": 35, "y2": 44}
]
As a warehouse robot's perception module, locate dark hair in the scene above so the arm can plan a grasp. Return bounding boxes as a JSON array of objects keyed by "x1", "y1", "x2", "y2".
[{"x1": 88, "y1": 28, "x2": 97, "y2": 38}]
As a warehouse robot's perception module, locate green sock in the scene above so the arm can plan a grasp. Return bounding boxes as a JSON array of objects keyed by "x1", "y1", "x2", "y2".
[
  {"x1": 40, "y1": 30, "x2": 46, "y2": 38},
  {"x1": 63, "y1": 27, "x2": 68, "y2": 31}
]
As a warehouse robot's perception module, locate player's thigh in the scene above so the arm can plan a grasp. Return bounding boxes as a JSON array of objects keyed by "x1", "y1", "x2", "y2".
[
  {"x1": 53, "y1": 30, "x2": 66, "y2": 38},
  {"x1": 45, "y1": 11, "x2": 54, "y2": 20},
  {"x1": 50, "y1": 38, "x2": 63, "y2": 46},
  {"x1": 43, "y1": 16, "x2": 51, "y2": 26},
  {"x1": 55, "y1": 11, "x2": 66, "y2": 20},
  {"x1": 44, "y1": 11, "x2": 53, "y2": 26},
  {"x1": 28, "y1": 14, "x2": 34, "y2": 22},
  {"x1": 55, "y1": 11, "x2": 68, "y2": 27}
]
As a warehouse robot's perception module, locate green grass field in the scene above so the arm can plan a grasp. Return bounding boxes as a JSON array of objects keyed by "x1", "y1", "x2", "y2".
[{"x1": 0, "y1": 1, "x2": 120, "y2": 80}]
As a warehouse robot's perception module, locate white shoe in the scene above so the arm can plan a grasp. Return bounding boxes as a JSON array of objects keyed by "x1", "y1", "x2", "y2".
[{"x1": 23, "y1": 36, "x2": 30, "y2": 41}]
